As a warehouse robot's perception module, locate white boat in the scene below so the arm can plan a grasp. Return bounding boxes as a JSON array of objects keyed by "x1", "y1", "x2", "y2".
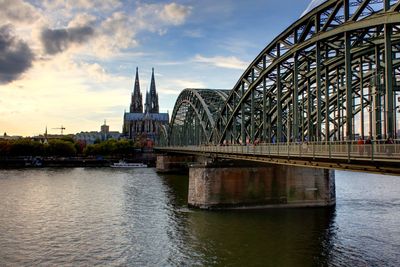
[{"x1": 110, "y1": 161, "x2": 147, "y2": 168}]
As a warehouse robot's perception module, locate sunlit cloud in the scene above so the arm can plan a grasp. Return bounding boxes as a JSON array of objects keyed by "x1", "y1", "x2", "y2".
[
  {"x1": 42, "y1": 0, "x2": 122, "y2": 13},
  {"x1": 0, "y1": 0, "x2": 311, "y2": 136},
  {"x1": 0, "y1": 55, "x2": 129, "y2": 135},
  {"x1": 0, "y1": 0, "x2": 41, "y2": 25},
  {"x1": 193, "y1": 54, "x2": 248, "y2": 70},
  {"x1": 134, "y1": 2, "x2": 192, "y2": 34}
]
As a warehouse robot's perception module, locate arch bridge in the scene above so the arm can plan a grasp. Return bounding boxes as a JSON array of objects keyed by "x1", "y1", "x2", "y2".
[{"x1": 159, "y1": 0, "x2": 400, "y2": 175}]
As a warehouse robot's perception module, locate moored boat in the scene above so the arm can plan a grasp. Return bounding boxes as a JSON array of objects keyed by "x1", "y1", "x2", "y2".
[{"x1": 110, "y1": 160, "x2": 147, "y2": 168}]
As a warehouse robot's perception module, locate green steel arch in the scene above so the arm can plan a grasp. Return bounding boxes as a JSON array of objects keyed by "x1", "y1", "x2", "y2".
[
  {"x1": 212, "y1": 0, "x2": 400, "y2": 144},
  {"x1": 157, "y1": 124, "x2": 169, "y2": 147},
  {"x1": 169, "y1": 89, "x2": 230, "y2": 145}
]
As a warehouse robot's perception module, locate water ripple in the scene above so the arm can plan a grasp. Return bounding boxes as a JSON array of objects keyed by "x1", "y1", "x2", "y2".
[{"x1": 0, "y1": 169, "x2": 399, "y2": 266}]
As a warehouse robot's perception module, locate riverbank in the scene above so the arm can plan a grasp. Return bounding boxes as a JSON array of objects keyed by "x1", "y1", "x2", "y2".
[{"x1": 0, "y1": 153, "x2": 156, "y2": 168}]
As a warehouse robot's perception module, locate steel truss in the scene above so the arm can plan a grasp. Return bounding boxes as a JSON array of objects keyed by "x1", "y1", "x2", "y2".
[
  {"x1": 169, "y1": 0, "x2": 400, "y2": 146},
  {"x1": 157, "y1": 124, "x2": 169, "y2": 146},
  {"x1": 215, "y1": 0, "x2": 400, "y2": 145},
  {"x1": 168, "y1": 89, "x2": 230, "y2": 145}
]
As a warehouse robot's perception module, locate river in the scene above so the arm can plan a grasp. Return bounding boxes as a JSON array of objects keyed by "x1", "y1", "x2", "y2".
[{"x1": 0, "y1": 168, "x2": 399, "y2": 266}]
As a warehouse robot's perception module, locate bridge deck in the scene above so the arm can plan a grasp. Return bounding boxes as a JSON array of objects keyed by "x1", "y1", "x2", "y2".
[{"x1": 156, "y1": 142, "x2": 400, "y2": 175}]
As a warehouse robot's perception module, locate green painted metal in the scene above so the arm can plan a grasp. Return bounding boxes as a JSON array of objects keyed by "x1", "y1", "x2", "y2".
[
  {"x1": 167, "y1": 0, "x2": 400, "y2": 146},
  {"x1": 168, "y1": 89, "x2": 229, "y2": 145}
]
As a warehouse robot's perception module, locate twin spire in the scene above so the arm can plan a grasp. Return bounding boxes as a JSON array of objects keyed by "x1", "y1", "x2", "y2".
[{"x1": 130, "y1": 67, "x2": 159, "y2": 114}]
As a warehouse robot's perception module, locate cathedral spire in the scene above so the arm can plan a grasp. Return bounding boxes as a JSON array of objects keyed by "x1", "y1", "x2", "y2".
[
  {"x1": 130, "y1": 67, "x2": 143, "y2": 113},
  {"x1": 145, "y1": 90, "x2": 150, "y2": 114},
  {"x1": 148, "y1": 67, "x2": 159, "y2": 113}
]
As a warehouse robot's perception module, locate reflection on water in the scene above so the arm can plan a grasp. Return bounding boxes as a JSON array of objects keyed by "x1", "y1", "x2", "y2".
[
  {"x1": 0, "y1": 168, "x2": 399, "y2": 266},
  {"x1": 182, "y1": 208, "x2": 335, "y2": 266}
]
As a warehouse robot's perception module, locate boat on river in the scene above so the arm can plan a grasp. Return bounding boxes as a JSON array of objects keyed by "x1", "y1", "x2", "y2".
[{"x1": 110, "y1": 160, "x2": 147, "y2": 168}]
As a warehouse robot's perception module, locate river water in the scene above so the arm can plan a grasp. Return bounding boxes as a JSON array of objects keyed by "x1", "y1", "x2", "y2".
[{"x1": 0, "y1": 168, "x2": 399, "y2": 266}]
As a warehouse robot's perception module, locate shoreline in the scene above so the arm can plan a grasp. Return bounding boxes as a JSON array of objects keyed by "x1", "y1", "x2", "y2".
[{"x1": 0, "y1": 155, "x2": 156, "y2": 169}]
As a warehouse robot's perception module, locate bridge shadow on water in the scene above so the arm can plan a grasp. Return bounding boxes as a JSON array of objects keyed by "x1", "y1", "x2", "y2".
[{"x1": 160, "y1": 173, "x2": 338, "y2": 267}]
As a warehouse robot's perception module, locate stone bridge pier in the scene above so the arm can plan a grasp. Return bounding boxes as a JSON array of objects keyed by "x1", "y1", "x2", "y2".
[
  {"x1": 157, "y1": 155, "x2": 335, "y2": 210},
  {"x1": 156, "y1": 154, "x2": 195, "y2": 173}
]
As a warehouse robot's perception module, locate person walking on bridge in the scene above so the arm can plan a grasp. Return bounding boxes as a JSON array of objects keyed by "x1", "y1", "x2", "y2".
[
  {"x1": 357, "y1": 137, "x2": 364, "y2": 156},
  {"x1": 365, "y1": 137, "x2": 372, "y2": 157},
  {"x1": 385, "y1": 137, "x2": 394, "y2": 156}
]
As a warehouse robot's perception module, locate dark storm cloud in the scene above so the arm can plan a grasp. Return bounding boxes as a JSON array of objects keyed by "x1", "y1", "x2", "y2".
[
  {"x1": 0, "y1": 24, "x2": 34, "y2": 84},
  {"x1": 41, "y1": 26, "x2": 95, "y2": 55}
]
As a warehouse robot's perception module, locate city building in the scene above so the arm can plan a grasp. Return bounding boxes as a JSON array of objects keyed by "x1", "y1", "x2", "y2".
[
  {"x1": 32, "y1": 127, "x2": 74, "y2": 143},
  {"x1": 75, "y1": 121, "x2": 121, "y2": 144},
  {"x1": 122, "y1": 68, "x2": 169, "y2": 144},
  {"x1": 0, "y1": 132, "x2": 22, "y2": 140}
]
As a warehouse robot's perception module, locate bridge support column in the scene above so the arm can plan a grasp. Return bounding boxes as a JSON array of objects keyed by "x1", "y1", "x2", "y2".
[
  {"x1": 188, "y1": 163, "x2": 335, "y2": 209},
  {"x1": 156, "y1": 155, "x2": 194, "y2": 173}
]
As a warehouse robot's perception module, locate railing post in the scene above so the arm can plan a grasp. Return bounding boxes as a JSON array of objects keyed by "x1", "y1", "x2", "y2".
[
  {"x1": 347, "y1": 141, "x2": 351, "y2": 162},
  {"x1": 313, "y1": 142, "x2": 315, "y2": 159},
  {"x1": 371, "y1": 140, "x2": 374, "y2": 160},
  {"x1": 329, "y1": 141, "x2": 331, "y2": 159},
  {"x1": 299, "y1": 142, "x2": 302, "y2": 157}
]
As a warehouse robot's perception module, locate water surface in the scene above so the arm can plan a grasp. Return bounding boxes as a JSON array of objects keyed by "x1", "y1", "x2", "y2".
[{"x1": 0, "y1": 168, "x2": 399, "y2": 266}]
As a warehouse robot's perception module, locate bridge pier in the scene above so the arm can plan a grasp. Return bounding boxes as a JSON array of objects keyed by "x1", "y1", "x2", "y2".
[
  {"x1": 156, "y1": 154, "x2": 194, "y2": 173},
  {"x1": 188, "y1": 161, "x2": 335, "y2": 210}
]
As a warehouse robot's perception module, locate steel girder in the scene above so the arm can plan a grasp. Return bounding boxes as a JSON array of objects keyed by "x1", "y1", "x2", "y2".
[
  {"x1": 169, "y1": 89, "x2": 230, "y2": 145},
  {"x1": 211, "y1": 0, "x2": 400, "y2": 144},
  {"x1": 157, "y1": 124, "x2": 169, "y2": 146}
]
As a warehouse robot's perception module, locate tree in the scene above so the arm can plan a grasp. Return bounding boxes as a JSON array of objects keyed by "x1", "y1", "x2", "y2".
[
  {"x1": 0, "y1": 141, "x2": 11, "y2": 157},
  {"x1": 84, "y1": 139, "x2": 137, "y2": 157},
  {"x1": 8, "y1": 139, "x2": 38, "y2": 156},
  {"x1": 47, "y1": 140, "x2": 76, "y2": 156}
]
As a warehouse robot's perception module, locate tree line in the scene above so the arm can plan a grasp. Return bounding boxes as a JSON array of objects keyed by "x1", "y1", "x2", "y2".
[{"x1": 0, "y1": 137, "x2": 147, "y2": 157}]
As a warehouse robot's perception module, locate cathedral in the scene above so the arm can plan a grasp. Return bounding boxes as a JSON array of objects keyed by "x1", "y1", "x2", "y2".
[{"x1": 122, "y1": 68, "x2": 169, "y2": 143}]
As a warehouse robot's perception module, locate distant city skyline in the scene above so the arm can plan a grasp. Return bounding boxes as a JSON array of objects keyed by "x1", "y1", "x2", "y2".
[{"x1": 0, "y1": 0, "x2": 311, "y2": 136}]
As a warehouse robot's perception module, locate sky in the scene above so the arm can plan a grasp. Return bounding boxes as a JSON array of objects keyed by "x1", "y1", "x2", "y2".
[{"x1": 0, "y1": 0, "x2": 317, "y2": 136}]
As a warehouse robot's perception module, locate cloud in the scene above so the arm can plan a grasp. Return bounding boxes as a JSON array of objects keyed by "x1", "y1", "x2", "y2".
[
  {"x1": 97, "y1": 12, "x2": 137, "y2": 52},
  {"x1": 193, "y1": 54, "x2": 248, "y2": 70},
  {"x1": 89, "y1": 2, "x2": 192, "y2": 58},
  {"x1": 0, "y1": 0, "x2": 41, "y2": 25},
  {"x1": 43, "y1": 0, "x2": 121, "y2": 12},
  {"x1": 134, "y1": 2, "x2": 192, "y2": 34},
  {"x1": 41, "y1": 25, "x2": 95, "y2": 55},
  {"x1": 0, "y1": 55, "x2": 130, "y2": 135},
  {"x1": 160, "y1": 3, "x2": 192, "y2": 25},
  {"x1": 67, "y1": 13, "x2": 97, "y2": 28},
  {"x1": 0, "y1": 25, "x2": 34, "y2": 84}
]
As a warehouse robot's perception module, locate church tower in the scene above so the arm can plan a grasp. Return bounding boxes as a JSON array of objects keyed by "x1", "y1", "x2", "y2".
[
  {"x1": 123, "y1": 67, "x2": 168, "y2": 142},
  {"x1": 148, "y1": 68, "x2": 159, "y2": 113},
  {"x1": 130, "y1": 67, "x2": 143, "y2": 113},
  {"x1": 144, "y1": 90, "x2": 150, "y2": 114}
]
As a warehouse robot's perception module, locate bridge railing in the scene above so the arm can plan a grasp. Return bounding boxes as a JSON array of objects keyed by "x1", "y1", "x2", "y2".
[{"x1": 161, "y1": 140, "x2": 400, "y2": 162}]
